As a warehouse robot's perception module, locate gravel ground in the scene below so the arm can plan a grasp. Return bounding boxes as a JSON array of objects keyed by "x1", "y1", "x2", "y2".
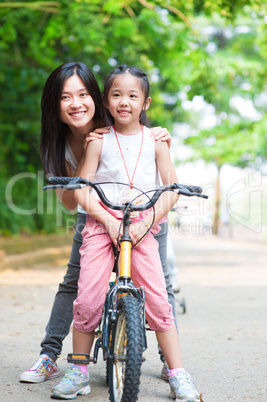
[{"x1": 0, "y1": 232, "x2": 266, "y2": 402}]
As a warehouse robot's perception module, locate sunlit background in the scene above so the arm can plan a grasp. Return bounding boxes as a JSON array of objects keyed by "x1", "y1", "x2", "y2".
[{"x1": 1, "y1": 0, "x2": 266, "y2": 242}]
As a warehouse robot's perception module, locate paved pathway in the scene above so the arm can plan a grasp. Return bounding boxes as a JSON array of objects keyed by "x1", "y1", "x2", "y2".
[{"x1": 0, "y1": 233, "x2": 266, "y2": 401}]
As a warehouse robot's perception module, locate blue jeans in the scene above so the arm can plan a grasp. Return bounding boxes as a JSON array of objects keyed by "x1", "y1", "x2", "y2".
[{"x1": 41, "y1": 214, "x2": 177, "y2": 361}]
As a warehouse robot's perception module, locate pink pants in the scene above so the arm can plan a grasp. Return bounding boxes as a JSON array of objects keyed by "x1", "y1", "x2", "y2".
[{"x1": 73, "y1": 214, "x2": 174, "y2": 333}]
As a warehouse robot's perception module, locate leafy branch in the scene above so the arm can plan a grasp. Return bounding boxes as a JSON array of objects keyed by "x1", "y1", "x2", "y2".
[
  {"x1": 0, "y1": 2, "x2": 59, "y2": 13},
  {"x1": 137, "y1": 0, "x2": 190, "y2": 27}
]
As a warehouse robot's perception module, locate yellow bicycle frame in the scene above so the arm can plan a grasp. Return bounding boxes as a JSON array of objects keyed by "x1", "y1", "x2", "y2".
[{"x1": 119, "y1": 240, "x2": 132, "y2": 278}]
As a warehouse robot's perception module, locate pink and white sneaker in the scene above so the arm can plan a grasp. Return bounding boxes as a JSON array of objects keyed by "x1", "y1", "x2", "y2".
[{"x1": 20, "y1": 354, "x2": 60, "y2": 383}]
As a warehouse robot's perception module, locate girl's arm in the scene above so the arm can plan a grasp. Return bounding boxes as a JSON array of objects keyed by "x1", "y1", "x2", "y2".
[
  {"x1": 55, "y1": 162, "x2": 81, "y2": 210},
  {"x1": 73, "y1": 138, "x2": 122, "y2": 246},
  {"x1": 150, "y1": 127, "x2": 171, "y2": 148},
  {"x1": 129, "y1": 141, "x2": 179, "y2": 245}
]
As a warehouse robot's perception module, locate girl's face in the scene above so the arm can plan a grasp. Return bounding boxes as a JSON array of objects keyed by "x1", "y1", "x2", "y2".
[
  {"x1": 106, "y1": 73, "x2": 151, "y2": 132},
  {"x1": 60, "y1": 74, "x2": 95, "y2": 132}
]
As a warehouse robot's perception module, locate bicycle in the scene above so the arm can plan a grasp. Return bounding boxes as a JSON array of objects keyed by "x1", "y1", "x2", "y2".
[{"x1": 44, "y1": 176, "x2": 208, "y2": 402}]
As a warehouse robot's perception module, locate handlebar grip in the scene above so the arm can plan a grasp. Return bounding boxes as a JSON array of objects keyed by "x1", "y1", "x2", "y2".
[
  {"x1": 177, "y1": 184, "x2": 203, "y2": 194},
  {"x1": 48, "y1": 177, "x2": 74, "y2": 185},
  {"x1": 183, "y1": 185, "x2": 203, "y2": 194}
]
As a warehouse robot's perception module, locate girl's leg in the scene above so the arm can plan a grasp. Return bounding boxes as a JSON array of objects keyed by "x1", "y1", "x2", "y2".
[
  {"x1": 73, "y1": 326, "x2": 95, "y2": 355},
  {"x1": 73, "y1": 221, "x2": 115, "y2": 334},
  {"x1": 51, "y1": 221, "x2": 114, "y2": 399},
  {"x1": 51, "y1": 327, "x2": 92, "y2": 399},
  {"x1": 156, "y1": 326, "x2": 182, "y2": 369},
  {"x1": 132, "y1": 230, "x2": 200, "y2": 401},
  {"x1": 131, "y1": 233, "x2": 175, "y2": 332}
]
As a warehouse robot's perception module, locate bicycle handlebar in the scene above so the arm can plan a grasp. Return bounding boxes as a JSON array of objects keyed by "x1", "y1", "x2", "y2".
[{"x1": 44, "y1": 177, "x2": 208, "y2": 212}]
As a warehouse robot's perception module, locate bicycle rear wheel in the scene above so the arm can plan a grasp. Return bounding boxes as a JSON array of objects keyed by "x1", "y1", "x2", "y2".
[{"x1": 108, "y1": 295, "x2": 143, "y2": 402}]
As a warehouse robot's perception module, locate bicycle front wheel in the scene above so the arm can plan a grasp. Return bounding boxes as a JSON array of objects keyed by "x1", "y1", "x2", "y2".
[{"x1": 108, "y1": 295, "x2": 143, "y2": 402}]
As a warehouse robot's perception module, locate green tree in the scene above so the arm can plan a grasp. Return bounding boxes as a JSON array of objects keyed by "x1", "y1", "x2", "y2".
[
  {"x1": 0, "y1": 0, "x2": 266, "y2": 234},
  {"x1": 179, "y1": 12, "x2": 267, "y2": 233}
]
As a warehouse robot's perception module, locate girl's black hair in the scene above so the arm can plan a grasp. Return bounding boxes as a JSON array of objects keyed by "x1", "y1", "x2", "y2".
[
  {"x1": 40, "y1": 62, "x2": 104, "y2": 176},
  {"x1": 103, "y1": 64, "x2": 150, "y2": 127}
]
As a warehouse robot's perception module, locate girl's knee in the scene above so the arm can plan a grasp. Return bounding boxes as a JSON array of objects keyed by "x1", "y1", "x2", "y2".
[{"x1": 146, "y1": 307, "x2": 175, "y2": 332}]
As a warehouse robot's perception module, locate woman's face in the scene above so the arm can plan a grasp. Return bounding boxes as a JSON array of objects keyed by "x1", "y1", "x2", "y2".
[{"x1": 60, "y1": 74, "x2": 95, "y2": 131}]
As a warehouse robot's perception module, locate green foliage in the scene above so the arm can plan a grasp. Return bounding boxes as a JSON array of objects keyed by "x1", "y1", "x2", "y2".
[
  {"x1": 184, "y1": 120, "x2": 263, "y2": 168},
  {"x1": 0, "y1": 0, "x2": 266, "y2": 234},
  {"x1": 178, "y1": 11, "x2": 266, "y2": 170},
  {"x1": 0, "y1": 173, "x2": 74, "y2": 235}
]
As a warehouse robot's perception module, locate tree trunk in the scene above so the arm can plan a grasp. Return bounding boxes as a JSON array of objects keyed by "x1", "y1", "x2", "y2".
[{"x1": 213, "y1": 165, "x2": 221, "y2": 234}]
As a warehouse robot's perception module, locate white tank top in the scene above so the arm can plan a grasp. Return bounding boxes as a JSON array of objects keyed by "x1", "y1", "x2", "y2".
[
  {"x1": 65, "y1": 140, "x2": 86, "y2": 214},
  {"x1": 92, "y1": 126, "x2": 160, "y2": 204},
  {"x1": 65, "y1": 141, "x2": 77, "y2": 174}
]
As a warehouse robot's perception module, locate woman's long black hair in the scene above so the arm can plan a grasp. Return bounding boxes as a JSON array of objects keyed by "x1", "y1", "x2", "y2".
[
  {"x1": 103, "y1": 64, "x2": 150, "y2": 127},
  {"x1": 40, "y1": 62, "x2": 104, "y2": 176}
]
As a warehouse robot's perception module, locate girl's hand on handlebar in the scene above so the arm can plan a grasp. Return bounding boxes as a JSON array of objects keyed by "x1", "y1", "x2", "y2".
[
  {"x1": 84, "y1": 127, "x2": 111, "y2": 147},
  {"x1": 150, "y1": 127, "x2": 171, "y2": 148},
  {"x1": 129, "y1": 221, "x2": 150, "y2": 246},
  {"x1": 105, "y1": 218, "x2": 123, "y2": 248}
]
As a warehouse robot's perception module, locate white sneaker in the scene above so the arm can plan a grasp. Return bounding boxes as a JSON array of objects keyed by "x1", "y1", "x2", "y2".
[
  {"x1": 169, "y1": 371, "x2": 200, "y2": 401},
  {"x1": 51, "y1": 366, "x2": 91, "y2": 399},
  {"x1": 20, "y1": 354, "x2": 60, "y2": 383}
]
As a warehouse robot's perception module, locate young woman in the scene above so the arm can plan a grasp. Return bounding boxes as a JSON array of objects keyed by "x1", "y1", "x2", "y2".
[
  {"x1": 20, "y1": 62, "x2": 176, "y2": 384},
  {"x1": 51, "y1": 65, "x2": 200, "y2": 401}
]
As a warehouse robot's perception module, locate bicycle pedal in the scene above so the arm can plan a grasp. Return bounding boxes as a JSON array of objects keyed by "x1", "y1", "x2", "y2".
[
  {"x1": 145, "y1": 323, "x2": 154, "y2": 331},
  {"x1": 67, "y1": 353, "x2": 90, "y2": 364},
  {"x1": 94, "y1": 330, "x2": 102, "y2": 338}
]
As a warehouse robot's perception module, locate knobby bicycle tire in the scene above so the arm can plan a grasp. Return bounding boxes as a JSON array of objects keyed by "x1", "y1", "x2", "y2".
[{"x1": 108, "y1": 295, "x2": 143, "y2": 402}]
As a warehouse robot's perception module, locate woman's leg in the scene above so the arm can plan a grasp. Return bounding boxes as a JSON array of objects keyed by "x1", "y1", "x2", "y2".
[
  {"x1": 154, "y1": 222, "x2": 177, "y2": 324},
  {"x1": 20, "y1": 214, "x2": 86, "y2": 383},
  {"x1": 167, "y1": 233, "x2": 180, "y2": 292},
  {"x1": 40, "y1": 213, "x2": 86, "y2": 361},
  {"x1": 153, "y1": 221, "x2": 178, "y2": 365}
]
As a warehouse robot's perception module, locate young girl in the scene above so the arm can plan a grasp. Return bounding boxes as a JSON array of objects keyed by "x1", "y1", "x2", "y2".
[
  {"x1": 51, "y1": 65, "x2": 200, "y2": 401},
  {"x1": 20, "y1": 62, "x2": 174, "y2": 383}
]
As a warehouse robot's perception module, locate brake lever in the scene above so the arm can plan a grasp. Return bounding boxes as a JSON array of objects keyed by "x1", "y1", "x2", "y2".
[{"x1": 65, "y1": 183, "x2": 86, "y2": 190}]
